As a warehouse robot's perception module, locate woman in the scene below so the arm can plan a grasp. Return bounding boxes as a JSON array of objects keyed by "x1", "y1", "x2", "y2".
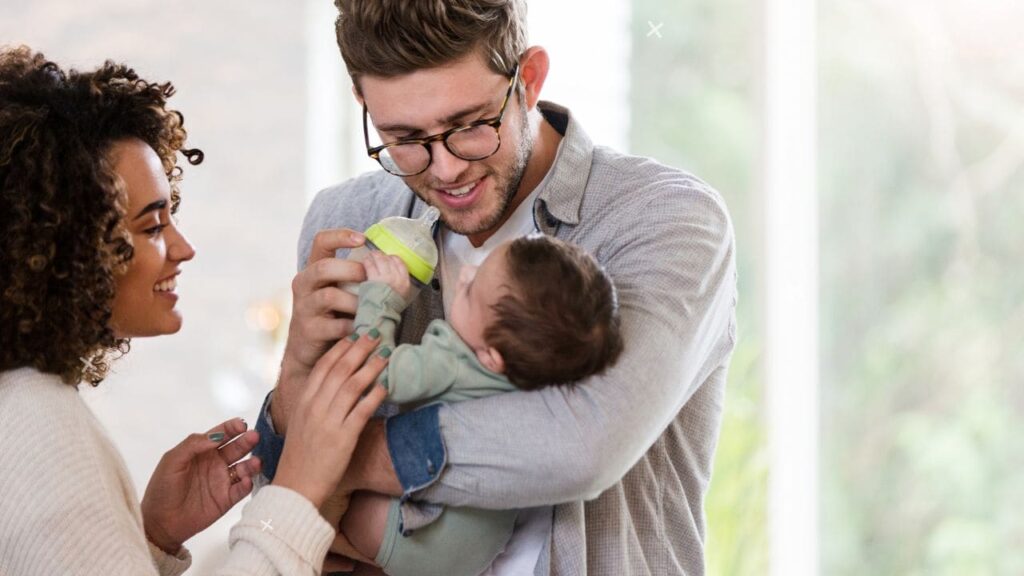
[{"x1": 0, "y1": 46, "x2": 387, "y2": 575}]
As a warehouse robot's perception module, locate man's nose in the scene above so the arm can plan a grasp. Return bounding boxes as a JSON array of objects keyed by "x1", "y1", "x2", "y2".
[{"x1": 428, "y1": 140, "x2": 471, "y2": 184}]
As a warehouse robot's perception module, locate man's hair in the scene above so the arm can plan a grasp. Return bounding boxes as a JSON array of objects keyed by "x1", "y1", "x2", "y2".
[
  {"x1": 334, "y1": 0, "x2": 527, "y2": 89},
  {"x1": 0, "y1": 46, "x2": 202, "y2": 386},
  {"x1": 486, "y1": 235, "x2": 624, "y2": 390}
]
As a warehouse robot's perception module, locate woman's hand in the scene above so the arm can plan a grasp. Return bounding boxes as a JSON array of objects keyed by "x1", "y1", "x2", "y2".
[
  {"x1": 273, "y1": 331, "x2": 388, "y2": 510},
  {"x1": 141, "y1": 418, "x2": 262, "y2": 555}
]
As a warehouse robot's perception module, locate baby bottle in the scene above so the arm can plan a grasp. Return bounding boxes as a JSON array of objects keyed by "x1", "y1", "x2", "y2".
[{"x1": 342, "y1": 206, "x2": 441, "y2": 297}]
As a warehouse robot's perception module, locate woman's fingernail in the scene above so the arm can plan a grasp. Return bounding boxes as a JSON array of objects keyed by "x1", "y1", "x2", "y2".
[
  {"x1": 378, "y1": 347, "x2": 392, "y2": 358},
  {"x1": 368, "y1": 328, "x2": 380, "y2": 339},
  {"x1": 208, "y1": 432, "x2": 225, "y2": 442},
  {"x1": 347, "y1": 333, "x2": 360, "y2": 342},
  {"x1": 351, "y1": 231, "x2": 364, "y2": 242}
]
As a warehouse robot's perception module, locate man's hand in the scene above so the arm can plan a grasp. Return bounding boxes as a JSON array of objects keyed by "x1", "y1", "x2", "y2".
[
  {"x1": 363, "y1": 251, "x2": 413, "y2": 303},
  {"x1": 275, "y1": 229, "x2": 367, "y2": 434}
]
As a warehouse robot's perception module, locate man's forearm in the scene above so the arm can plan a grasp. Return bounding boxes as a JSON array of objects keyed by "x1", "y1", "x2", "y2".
[
  {"x1": 255, "y1": 388, "x2": 405, "y2": 490},
  {"x1": 268, "y1": 358, "x2": 308, "y2": 436},
  {"x1": 342, "y1": 419, "x2": 402, "y2": 496}
]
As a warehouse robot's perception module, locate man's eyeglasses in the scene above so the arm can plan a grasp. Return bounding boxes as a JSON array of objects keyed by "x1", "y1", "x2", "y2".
[{"x1": 363, "y1": 64, "x2": 520, "y2": 177}]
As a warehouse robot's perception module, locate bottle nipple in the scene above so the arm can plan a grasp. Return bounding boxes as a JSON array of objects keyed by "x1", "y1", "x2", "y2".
[{"x1": 418, "y1": 206, "x2": 440, "y2": 230}]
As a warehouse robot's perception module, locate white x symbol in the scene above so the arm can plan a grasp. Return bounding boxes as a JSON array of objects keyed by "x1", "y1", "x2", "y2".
[
  {"x1": 647, "y1": 21, "x2": 664, "y2": 38},
  {"x1": 260, "y1": 519, "x2": 274, "y2": 532}
]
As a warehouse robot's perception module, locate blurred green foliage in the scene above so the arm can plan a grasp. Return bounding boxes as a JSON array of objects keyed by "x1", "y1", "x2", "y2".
[
  {"x1": 632, "y1": 0, "x2": 1022, "y2": 574},
  {"x1": 819, "y1": 1, "x2": 1024, "y2": 574}
]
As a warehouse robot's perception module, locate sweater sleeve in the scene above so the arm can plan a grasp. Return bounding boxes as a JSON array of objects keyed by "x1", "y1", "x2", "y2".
[
  {"x1": 0, "y1": 370, "x2": 334, "y2": 576},
  {"x1": 215, "y1": 486, "x2": 334, "y2": 576},
  {"x1": 148, "y1": 541, "x2": 192, "y2": 576},
  {"x1": 353, "y1": 281, "x2": 408, "y2": 350},
  {"x1": 145, "y1": 488, "x2": 336, "y2": 576}
]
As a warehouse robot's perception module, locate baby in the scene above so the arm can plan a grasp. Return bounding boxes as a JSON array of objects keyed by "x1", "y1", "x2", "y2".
[{"x1": 339, "y1": 234, "x2": 624, "y2": 576}]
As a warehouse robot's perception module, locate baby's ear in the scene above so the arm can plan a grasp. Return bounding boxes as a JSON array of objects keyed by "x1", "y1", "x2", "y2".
[{"x1": 477, "y1": 346, "x2": 506, "y2": 375}]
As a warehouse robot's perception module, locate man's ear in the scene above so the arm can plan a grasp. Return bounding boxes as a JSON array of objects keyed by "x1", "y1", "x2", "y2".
[
  {"x1": 518, "y1": 46, "x2": 550, "y2": 110},
  {"x1": 477, "y1": 346, "x2": 506, "y2": 375}
]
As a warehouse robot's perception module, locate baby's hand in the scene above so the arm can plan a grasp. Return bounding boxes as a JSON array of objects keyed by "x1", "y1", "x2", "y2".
[{"x1": 363, "y1": 251, "x2": 413, "y2": 302}]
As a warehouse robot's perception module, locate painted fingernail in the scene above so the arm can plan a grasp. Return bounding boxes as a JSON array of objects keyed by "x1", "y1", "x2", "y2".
[
  {"x1": 368, "y1": 328, "x2": 380, "y2": 339},
  {"x1": 208, "y1": 432, "x2": 225, "y2": 442},
  {"x1": 347, "y1": 333, "x2": 360, "y2": 342},
  {"x1": 378, "y1": 347, "x2": 392, "y2": 358}
]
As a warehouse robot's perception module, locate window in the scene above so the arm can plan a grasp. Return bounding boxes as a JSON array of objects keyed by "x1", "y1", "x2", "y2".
[{"x1": 820, "y1": 1, "x2": 1024, "y2": 574}]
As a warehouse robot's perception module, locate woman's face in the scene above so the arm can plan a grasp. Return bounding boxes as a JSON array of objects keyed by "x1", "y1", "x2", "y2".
[{"x1": 108, "y1": 138, "x2": 195, "y2": 338}]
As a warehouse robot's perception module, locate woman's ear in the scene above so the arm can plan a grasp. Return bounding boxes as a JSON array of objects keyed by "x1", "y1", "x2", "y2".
[{"x1": 477, "y1": 346, "x2": 506, "y2": 375}]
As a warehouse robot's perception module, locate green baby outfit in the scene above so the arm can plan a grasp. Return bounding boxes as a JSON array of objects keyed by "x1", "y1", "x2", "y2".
[{"x1": 354, "y1": 281, "x2": 519, "y2": 576}]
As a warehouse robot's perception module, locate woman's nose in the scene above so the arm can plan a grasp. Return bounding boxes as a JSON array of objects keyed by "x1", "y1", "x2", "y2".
[{"x1": 168, "y1": 226, "x2": 196, "y2": 263}]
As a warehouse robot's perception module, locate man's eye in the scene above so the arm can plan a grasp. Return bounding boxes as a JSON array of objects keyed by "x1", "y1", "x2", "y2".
[{"x1": 387, "y1": 131, "x2": 419, "y2": 143}]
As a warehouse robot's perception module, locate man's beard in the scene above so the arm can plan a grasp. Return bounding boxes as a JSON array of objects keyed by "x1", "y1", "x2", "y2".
[{"x1": 411, "y1": 102, "x2": 534, "y2": 236}]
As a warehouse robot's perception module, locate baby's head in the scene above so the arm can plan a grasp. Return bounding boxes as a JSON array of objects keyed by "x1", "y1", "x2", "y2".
[{"x1": 449, "y1": 235, "x2": 624, "y2": 389}]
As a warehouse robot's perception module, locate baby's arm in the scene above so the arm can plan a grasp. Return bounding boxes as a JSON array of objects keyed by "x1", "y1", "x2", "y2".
[{"x1": 351, "y1": 252, "x2": 413, "y2": 355}]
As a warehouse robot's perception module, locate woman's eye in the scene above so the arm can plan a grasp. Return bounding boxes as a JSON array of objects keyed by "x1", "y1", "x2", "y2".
[{"x1": 143, "y1": 224, "x2": 168, "y2": 237}]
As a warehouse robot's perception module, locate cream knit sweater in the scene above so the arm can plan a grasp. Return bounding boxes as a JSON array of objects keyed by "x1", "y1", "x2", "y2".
[{"x1": 0, "y1": 367, "x2": 334, "y2": 575}]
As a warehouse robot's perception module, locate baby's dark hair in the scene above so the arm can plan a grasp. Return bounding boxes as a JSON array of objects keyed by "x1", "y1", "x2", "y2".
[
  {"x1": 485, "y1": 235, "x2": 624, "y2": 389},
  {"x1": 0, "y1": 46, "x2": 202, "y2": 385}
]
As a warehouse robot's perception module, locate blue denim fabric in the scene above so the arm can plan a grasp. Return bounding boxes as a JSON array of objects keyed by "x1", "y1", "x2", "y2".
[
  {"x1": 253, "y1": 392, "x2": 285, "y2": 480},
  {"x1": 385, "y1": 402, "x2": 446, "y2": 495},
  {"x1": 251, "y1": 391, "x2": 446, "y2": 494}
]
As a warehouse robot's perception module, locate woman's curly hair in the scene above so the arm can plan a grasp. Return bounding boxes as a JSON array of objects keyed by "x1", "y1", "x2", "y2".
[{"x1": 0, "y1": 46, "x2": 203, "y2": 386}]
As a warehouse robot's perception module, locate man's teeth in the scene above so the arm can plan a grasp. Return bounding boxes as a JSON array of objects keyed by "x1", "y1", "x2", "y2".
[
  {"x1": 444, "y1": 181, "x2": 477, "y2": 197},
  {"x1": 154, "y1": 278, "x2": 177, "y2": 292}
]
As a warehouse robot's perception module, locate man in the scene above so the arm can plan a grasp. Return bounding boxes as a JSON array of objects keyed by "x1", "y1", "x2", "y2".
[{"x1": 253, "y1": 1, "x2": 737, "y2": 574}]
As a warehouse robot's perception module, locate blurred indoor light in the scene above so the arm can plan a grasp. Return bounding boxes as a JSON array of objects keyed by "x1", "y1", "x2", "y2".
[{"x1": 245, "y1": 301, "x2": 282, "y2": 334}]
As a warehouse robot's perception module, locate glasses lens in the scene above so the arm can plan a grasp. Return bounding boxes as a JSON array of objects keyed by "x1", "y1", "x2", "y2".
[
  {"x1": 379, "y1": 144, "x2": 429, "y2": 176},
  {"x1": 446, "y1": 125, "x2": 501, "y2": 161}
]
